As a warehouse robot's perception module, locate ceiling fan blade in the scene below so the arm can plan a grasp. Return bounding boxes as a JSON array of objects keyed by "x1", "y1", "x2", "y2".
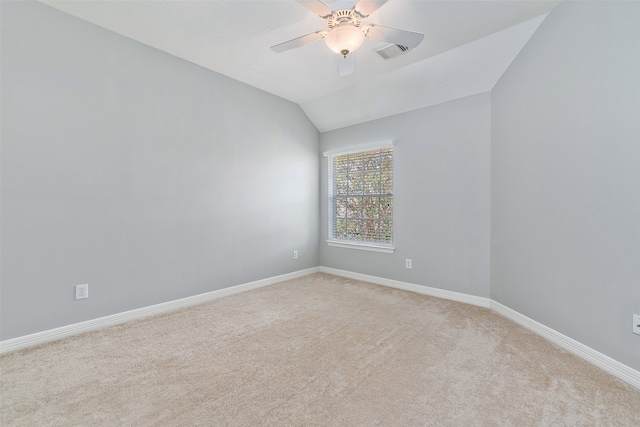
[
  {"x1": 339, "y1": 53, "x2": 355, "y2": 76},
  {"x1": 365, "y1": 24, "x2": 424, "y2": 48},
  {"x1": 295, "y1": 0, "x2": 333, "y2": 18},
  {"x1": 271, "y1": 31, "x2": 326, "y2": 53},
  {"x1": 354, "y1": 0, "x2": 388, "y2": 18}
]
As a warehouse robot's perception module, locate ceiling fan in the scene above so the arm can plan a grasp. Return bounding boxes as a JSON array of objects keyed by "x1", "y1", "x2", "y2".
[{"x1": 271, "y1": 0, "x2": 424, "y2": 76}]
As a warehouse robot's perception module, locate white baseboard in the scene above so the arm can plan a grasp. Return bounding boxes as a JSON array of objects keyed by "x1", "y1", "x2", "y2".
[
  {"x1": 319, "y1": 266, "x2": 491, "y2": 308},
  {"x1": 490, "y1": 300, "x2": 640, "y2": 390},
  {"x1": 0, "y1": 267, "x2": 320, "y2": 354},
  {"x1": 2, "y1": 265, "x2": 638, "y2": 391}
]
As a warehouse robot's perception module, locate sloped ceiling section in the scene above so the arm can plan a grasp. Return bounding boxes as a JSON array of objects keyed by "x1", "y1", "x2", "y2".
[
  {"x1": 303, "y1": 15, "x2": 548, "y2": 131},
  {"x1": 41, "y1": 0, "x2": 560, "y2": 131}
]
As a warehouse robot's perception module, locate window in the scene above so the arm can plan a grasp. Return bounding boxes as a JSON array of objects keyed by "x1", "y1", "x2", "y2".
[{"x1": 325, "y1": 141, "x2": 394, "y2": 253}]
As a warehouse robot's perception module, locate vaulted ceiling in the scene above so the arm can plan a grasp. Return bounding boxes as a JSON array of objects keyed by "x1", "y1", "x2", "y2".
[{"x1": 42, "y1": 0, "x2": 561, "y2": 131}]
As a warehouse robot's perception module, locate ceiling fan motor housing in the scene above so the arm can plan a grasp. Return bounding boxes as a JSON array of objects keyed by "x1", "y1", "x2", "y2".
[{"x1": 326, "y1": 9, "x2": 361, "y2": 29}]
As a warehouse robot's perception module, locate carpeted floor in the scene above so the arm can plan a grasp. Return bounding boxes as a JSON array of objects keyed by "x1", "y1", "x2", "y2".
[{"x1": 1, "y1": 273, "x2": 639, "y2": 426}]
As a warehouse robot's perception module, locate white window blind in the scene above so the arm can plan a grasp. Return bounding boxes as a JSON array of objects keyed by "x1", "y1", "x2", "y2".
[{"x1": 327, "y1": 144, "x2": 394, "y2": 250}]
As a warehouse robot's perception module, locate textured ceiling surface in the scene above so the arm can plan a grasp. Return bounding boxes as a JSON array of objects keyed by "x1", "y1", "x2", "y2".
[{"x1": 41, "y1": 0, "x2": 561, "y2": 131}]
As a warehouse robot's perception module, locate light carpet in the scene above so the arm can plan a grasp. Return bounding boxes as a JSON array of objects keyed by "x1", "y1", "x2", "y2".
[{"x1": 1, "y1": 273, "x2": 639, "y2": 426}]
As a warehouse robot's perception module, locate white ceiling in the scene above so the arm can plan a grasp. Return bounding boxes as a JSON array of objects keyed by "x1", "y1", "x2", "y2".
[{"x1": 41, "y1": 0, "x2": 561, "y2": 132}]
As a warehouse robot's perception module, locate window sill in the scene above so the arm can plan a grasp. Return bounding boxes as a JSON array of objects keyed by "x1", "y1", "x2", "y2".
[{"x1": 326, "y1": 240, "x2": 395, "y2": 253}]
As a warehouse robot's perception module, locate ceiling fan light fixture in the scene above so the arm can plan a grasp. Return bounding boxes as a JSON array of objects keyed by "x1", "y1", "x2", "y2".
[{"x1": 324, "y1": 25, "x2": 364, "y2": 57}]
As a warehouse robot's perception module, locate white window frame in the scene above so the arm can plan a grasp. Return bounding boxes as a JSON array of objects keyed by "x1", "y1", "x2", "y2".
[{"x1": 323, "y1": 141, "x2": 395, "y2": 253}]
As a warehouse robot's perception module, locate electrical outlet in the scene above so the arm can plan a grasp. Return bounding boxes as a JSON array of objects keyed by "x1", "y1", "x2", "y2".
[
  {"x1": 634, "y1": 314, "x2": 640, "y2": 336},
  {"x1": 75, "y1": 284, "x2": 88, "y2": 300},
  {"x1": 405, "y1": 259, "x2": 412, "y2": 269},
  {"x1": 293, "y1": 250, "x2": 298, "y2": 260}
]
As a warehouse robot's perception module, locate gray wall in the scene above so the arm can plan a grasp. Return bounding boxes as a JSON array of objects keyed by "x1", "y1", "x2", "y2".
[
  {"x1": 491, "y1": 1, "x2": 640, "y2": 370},
  {"x1": 320, "y1": 94, "x2": 491, "y2": 298},
  {"x1": 0, "y1": 1, "x2": 320, "y2": 340}
]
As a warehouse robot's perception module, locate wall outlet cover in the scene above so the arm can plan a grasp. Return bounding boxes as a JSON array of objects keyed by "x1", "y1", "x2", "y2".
[
  {"x1": 633, "y1": 314, "x2": 640, "y2": 336},
  {"x1": 75, "y1": 284, "x2": 88, "y2": 300}
]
